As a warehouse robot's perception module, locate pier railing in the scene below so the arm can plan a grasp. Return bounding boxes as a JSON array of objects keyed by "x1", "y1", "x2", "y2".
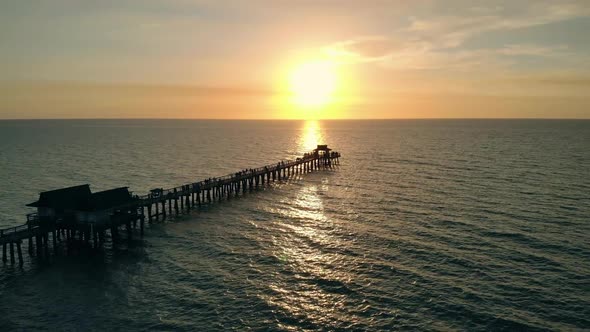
[
  {"x1": 0, "y1": 225, "x2": 26, "y2": 237},
  {"x1": 0, "y1": 149, "x2": 340, "y2": 243}
]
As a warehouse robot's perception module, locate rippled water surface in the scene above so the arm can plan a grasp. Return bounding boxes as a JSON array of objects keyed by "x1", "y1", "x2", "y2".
[{"x1": 0, "y1": 119, "x2": 589, "y2": 331}]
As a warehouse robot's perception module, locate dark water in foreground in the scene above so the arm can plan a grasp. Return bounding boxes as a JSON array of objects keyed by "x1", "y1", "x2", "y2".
[{"x1": 0, "y1": 119, "x2": 589, "y2": 331}]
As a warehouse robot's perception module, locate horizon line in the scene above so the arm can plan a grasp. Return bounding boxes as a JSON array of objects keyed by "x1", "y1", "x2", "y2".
[{"x1": 1, "y1": 117, "x2": 589, "y2": 121}]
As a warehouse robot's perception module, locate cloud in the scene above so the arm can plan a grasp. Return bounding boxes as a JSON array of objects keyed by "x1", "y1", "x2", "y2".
[
  {"x1": 497, "y1": 44, "x2": 569, "y2": 56},
  {"x1": 323, "y1": 1, "x2": 589, "y2": 71},
  {"x1": 405, "y1": 1, "x2": 590, "y2": 47},
  {"x1": 498, "y1": 73, "x2": 590, "y2": 86}
]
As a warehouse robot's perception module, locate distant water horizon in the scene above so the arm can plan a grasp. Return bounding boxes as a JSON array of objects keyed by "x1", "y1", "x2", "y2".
[
  {"x1": 0, "y1": 119, "x2": 589, "y2": 330},
  {"x1": 1, "y1": 117, "x2": 590, "y2": 121}
]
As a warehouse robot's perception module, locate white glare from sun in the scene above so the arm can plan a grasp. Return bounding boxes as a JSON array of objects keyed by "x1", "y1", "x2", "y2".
[{"x1": 289, "y1": 61, "x2": 337, "y2": 108}]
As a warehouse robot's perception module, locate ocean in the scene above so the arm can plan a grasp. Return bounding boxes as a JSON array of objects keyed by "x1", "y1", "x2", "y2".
[{"x1": 0, "y1": 119, "x2": 588, "y2": 331}]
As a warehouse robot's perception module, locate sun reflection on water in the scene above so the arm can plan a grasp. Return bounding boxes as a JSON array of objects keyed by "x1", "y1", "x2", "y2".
[
  {"x1": 299, "y1": 120, "x2": 324, "y2": 153},
  {"x1": 253, "y1": 178, "x2": 359, "y2": 328},
  {"x1": 248, "y1": 120, "x2": 355, "y2": 327}
]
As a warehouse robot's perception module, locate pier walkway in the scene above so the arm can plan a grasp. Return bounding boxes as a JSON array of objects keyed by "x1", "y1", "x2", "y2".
[{"x1": 0, "y1": 146, "x2": 341, "y2": 266}]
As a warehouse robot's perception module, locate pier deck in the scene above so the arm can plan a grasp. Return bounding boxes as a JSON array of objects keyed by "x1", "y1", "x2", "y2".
[{"x1": 0, "y1": 147, "x2": 341, "y2": 266}]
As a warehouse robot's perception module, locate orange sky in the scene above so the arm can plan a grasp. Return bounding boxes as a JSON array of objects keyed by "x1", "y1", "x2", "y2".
[{"x1": 1, "y1": 1, "x2": 589, "y2": 119}]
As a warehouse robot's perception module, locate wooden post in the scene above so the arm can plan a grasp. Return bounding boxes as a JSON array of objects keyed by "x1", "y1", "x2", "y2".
[
  {"x1": 179, "y1": 189, "x2": 184, "y2": 211},
  {"x1": 2, "y1": 244, "x2": 6, "y2": 263},
  {"x1": 111, "y1": 225, "x2": 119, "y2": 244},
  {"x1": 155, "y1": 200, "x2": 160, "y2": 221},
  {"x1": 186, "y1": 188, "x2": 191, "y2": 210},
  {"x1": 174, "y1": 189, "x2": 179, "y2": 215},
  {"x1": 36, "y1": 235, "x2": 42, "y2": 257},
  {"x1": 44, "y1": 233, "x2": 49, "y2": 258},
  {"x1": 28, "y1": 223, "x2": 33, "y2": 254},
  {"x1": 92, "y1": 224, "x2": 98, "y2": 249},
  {"x1": 17, "y1": 241, "x2": 23, "y2": 267},
  {"x1": 126, "y1": 221, "x2": 132, "y2": 240},
  {"x1": 147, "y1": 204, "x2": 152, "y2": 221},
  {"x1": 10, "y1": 242, "x2": 15, "y2": 264},
  {"x1": 99, "y1": 230, "x2": 105, "y2": 246},
  {"x1": 52, "y1": 230, "x2": 57, "y2": 253},
  {"x1": 140, "y1": 215, "x2": 145, "y2": 236}
]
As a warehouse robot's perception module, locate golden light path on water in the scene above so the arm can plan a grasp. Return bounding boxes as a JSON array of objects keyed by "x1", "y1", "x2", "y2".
[
  {"x1": 254, "y1": 120, "x2": 360, "y2": 327},
  {"x1": 298, "y1": 120, "x2": 324, "y2": 153}
]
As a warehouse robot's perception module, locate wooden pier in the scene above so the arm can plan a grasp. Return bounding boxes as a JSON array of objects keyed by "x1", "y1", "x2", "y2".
[{"x1": 0, "y1": 145, "x2": 340, "y2": 267}]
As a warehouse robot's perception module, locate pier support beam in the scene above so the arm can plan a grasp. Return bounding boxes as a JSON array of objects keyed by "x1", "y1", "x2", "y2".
[
  {"x1": 17, "y1": 241, "x2": 23, "y2": 266},
  {"x1": 36, "y1": 235, "x2": 42, "y2": 257},
  {"x1": 174, "y1": 189, "x2": 179, "y2": 215},
  {"x1": 111, "y1": 225, "x2": 119, "y2": 244},
  {"x1": 180, "y1": 190, "x2": 184, "y2": 211},
  {"x1": 99, "y1": 230, "x2": 105, "y2": 246},
  {"x1": 140, "y1": 216, "x2": 145, "y2": 236},
  {"x1": 185, "y1": 189, "x2": 191, "y2": 211},
  {"x1": 147, "y1": 204, "x2": 153, "y2": 221},
  {"x1": 52, "y1": 230, "x2": 57, "y2": 253},
  {"x1": 44, "y1": 233, "x2": 49, "y2": 258},
  {"x1": 126, "y1": 221, "x2": 132, "y2": 240},
  {"x1": 10, "y1": 242, "x2": 15, "y2": 264}
]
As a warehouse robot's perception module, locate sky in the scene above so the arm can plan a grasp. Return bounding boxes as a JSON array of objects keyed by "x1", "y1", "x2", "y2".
[{"x1": 0, "y1": 0, "x2": 589, "y2": 119}]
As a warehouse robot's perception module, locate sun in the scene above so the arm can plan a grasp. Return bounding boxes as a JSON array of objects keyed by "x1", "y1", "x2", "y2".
[{"x1": 289, "y1": 60, "x2": 337, "y2": 108}]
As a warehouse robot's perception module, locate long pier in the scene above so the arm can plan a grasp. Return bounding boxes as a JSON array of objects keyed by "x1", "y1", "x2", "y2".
[{"x1": 0, "y1": 146, "x2": 341, "y2": 267}]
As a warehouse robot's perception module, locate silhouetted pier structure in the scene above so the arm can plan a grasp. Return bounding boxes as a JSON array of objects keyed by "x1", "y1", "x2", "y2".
[{"x1": 0, "y1": 145, "x2": 340, "y2": 266}]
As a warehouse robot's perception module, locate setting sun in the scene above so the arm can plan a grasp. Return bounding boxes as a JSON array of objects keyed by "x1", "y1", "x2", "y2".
[{"x1": 288, "y1": 61, "x2": 337, "y2": 108}]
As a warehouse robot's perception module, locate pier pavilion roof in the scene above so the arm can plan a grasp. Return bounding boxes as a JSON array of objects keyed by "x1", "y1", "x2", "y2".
[
  {"x1": 314, "y1": 144, "x2": 331, "y2": 152},
  {"x1": 26, "y1": 184, "x2": 92, "y2": 209},
  {"x1": 88, "y1": 187, "x2": 136, "y2": 211},
  {"x1": 26, "y1": 185, "x2": 136, "y2": 212}
]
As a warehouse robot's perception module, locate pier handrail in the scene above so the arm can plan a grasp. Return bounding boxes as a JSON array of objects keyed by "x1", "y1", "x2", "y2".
[
  {"x1": 140, "y1": 149, "x2": 327, "y2": 199},
  {"x1": 0, "y1": 224, "x2": 30, "y2": 238}
]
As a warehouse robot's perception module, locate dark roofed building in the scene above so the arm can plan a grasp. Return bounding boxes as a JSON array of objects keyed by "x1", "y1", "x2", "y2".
[
  {"x1": 314, "y1": 144, "x2": 332, "y2": 156},
  {"x1": 27, "y1": 184, "x2": 91, "y2": 210},
  {"x1": 27, "y1": 185, "x2": 137, "y2": 225},
  {"x1": 27, "y1": 184, "x2": 92, "y2": 222},
  {"x1": 89, "y1": 187, "x2": 136, "y2": 211}
]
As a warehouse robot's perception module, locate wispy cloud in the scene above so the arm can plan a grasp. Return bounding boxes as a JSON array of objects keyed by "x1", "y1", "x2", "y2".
[{"x1": 323, "y1": 1, "x2": 589, "y2": 71}]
